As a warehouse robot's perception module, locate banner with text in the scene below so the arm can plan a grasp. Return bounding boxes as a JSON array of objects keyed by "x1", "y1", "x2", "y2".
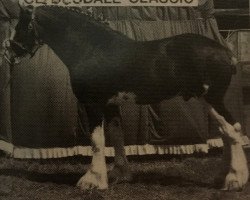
[{"x1": 21, "y1": 0, "x2": 198, "y2": 7}]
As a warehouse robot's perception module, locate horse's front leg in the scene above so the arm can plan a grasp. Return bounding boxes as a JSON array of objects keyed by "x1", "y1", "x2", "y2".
[
  {"x1": 77, "y1": 105, "x2": 108, "y2": 190},
  {"x1": 205, "y1": 103, "x2": 249, "y2": 191},
  {"x1": 104, "y1": 105, "x2": 132, "y2": 184}
]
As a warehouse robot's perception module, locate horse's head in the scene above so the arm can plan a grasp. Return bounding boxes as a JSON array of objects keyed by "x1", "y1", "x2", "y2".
[{"x1": 5, "y1": 5, "x2": 42, "y2": 65}]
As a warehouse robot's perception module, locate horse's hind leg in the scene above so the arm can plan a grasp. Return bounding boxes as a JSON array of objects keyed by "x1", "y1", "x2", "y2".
[
  {"x1": 77, "y1": 105, "x2": 108, "y2": 190},
  {"x1": 104, "y1": 105, "x2": 132, "y2": 184},
  {"x1": 203, "y1": 85, "x2": 249, "y2": 191}
]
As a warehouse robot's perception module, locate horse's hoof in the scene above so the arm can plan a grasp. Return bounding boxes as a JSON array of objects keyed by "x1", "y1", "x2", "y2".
[
  {"x1": 108, "y1": 166, "x2": 132, "y2": 185},
  {"x1": 77, "y1": 170, "x2": 108, "y2": 190},
  {"x1": 221, "y1": 170, "x2": 248, "y2": 191}
]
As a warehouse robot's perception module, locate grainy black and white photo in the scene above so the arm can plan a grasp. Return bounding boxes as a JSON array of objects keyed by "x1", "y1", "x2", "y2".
[{"x1": 0, "y1": 0, "x2": 250, "y2": 199}]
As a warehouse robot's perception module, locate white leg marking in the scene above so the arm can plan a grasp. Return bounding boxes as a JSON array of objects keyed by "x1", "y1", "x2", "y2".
[
  {"x1": 77, "y1": 123, "x2": 108, "y2": 190},
  {"x1": 206, "y1": 104, "x2": 249, "y2": 191}
]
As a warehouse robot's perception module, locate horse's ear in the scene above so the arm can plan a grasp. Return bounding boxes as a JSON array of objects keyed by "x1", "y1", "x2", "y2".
[
  {"x1": 18, "y1": 0, "x2": 34, "y2": 14},
  {"x1": 26, "y1": 5, "x2": 34, "y2": 14},
  {"x1": 18, "y1": 0, "x2": 24, "y2": 13},
  {"x1": 18, "y1": 0, "x2": 26, "y2": 10}
]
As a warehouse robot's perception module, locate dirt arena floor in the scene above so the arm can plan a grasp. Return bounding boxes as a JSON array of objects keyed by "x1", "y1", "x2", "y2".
[{"x1": 0, "y1": 149, "x2": 250, "y2": 200}]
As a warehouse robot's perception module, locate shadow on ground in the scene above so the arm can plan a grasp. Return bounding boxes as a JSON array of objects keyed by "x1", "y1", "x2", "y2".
[
  {"x1": 0, "y1": 151, "x2": 250, "y2": 200},
  {"x1": 0, "y1": 168, "x2": 83, "y2": 186},
  {"x1": 132, "y1": 171, "x2": 211, "y2": 188},
  {"x1": 0, "y1": 168, "x2": 212, "y2": 189}
]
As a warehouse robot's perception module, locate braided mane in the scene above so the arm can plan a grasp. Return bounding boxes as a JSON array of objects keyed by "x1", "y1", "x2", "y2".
[{"x1": 38, "y1": 5, "x2": 109, "y2": 26}]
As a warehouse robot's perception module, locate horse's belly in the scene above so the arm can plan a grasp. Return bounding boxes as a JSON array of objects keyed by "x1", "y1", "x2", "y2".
[
  {"x1": 106, "y1": 85, "x2": 179, "y2": 105},
  {"x1": 75, "y1": 88, "x2": 177, "y2": 105},
  {"x1": 136, "y1": 89, "x2": 179, "y2": 104},
  {"x1": 71, "y1": 74, "x2": 180, "y2": 105}
]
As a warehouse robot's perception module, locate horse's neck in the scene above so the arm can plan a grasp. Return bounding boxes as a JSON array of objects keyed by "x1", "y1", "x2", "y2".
[
  {"x1": 36, "y1": 9, "x2": 131, "y2": 69},
  {"x1": 41, "y1": 26, "x2": 95, "y2": 67}
]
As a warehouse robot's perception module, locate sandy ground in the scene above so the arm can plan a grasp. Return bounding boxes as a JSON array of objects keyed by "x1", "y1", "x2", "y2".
[{"x1": 0, "y1": 150, "x2": 250, "y2": 200}]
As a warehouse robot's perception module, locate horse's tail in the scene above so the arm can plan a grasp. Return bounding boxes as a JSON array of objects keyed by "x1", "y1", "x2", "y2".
[
  {"x1": 230, "y1": 56, "x2": 238, "y2": 74},
  {"x1": 225, "y1": 44, "x2": 238, "y2": 75},
  {"x1": 198, "y1": 57, "x2": 236, "y2": 99}
]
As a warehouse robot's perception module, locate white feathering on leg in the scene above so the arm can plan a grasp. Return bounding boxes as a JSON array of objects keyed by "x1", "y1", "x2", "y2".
[
  {"x1": 77, "y1": 122, "x2": 108, "y2": 190},
  {"x1": 205, "y1": 103, "x2": 249, "y2": 191}
]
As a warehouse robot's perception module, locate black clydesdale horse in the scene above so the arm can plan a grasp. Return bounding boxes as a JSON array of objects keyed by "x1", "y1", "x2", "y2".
[{"x1": 5, "y1": 6, "x2": 248, "y2": 191}]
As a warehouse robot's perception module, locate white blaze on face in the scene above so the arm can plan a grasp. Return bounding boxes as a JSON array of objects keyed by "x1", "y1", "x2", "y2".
[
  {"x1": 107, "y1": 92, "x2": 137, "y2": 105},
  {"x1": 9, "y1": 29, "x2": 16, "y2": 41}
]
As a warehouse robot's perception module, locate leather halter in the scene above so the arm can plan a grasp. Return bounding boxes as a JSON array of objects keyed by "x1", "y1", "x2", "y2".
[
  {"x1": 25, "y1": 7, "x2": 44, "y2": 57},
  {"x1": 27, "y1": 17, "x2": 44, "y2": 58},
  {"x1": 4, "y1": 7, "x2": 44, "y2": 65}
]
